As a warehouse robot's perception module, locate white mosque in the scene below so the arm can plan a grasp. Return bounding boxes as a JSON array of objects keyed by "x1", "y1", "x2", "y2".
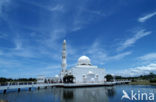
[{"x1": 59, "y1": 40, "x2": 106, "y2": 83}]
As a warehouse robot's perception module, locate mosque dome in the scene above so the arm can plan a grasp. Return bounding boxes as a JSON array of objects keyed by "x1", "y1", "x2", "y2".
[
  {"x1": 78, "y1": 56, "x2": 91, "y2": 65},
  {"x1": 55, "y1": 75, "x2": 59, "y2": 78},
  {"x1": 88, "y1": 71, "x2": 93, "y2": 74}
]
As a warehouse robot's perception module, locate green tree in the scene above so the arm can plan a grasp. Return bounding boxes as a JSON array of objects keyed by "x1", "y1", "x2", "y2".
[{"x1": 105, "y1": 74, "x2": 113, "y2": 82}]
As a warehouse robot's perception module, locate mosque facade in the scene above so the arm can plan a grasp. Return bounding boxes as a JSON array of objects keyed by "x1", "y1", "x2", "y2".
[{"x1": 60, "y1": 40, "x2": 106, "y2": 83}]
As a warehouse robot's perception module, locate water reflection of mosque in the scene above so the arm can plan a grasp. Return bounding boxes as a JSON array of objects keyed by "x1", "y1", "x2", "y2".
[{"x1": 51, "y1": 87, "x2": 115, "y2": 102}]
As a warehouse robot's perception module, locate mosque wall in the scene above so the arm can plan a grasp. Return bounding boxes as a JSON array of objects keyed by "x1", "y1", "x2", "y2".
[{"x1": 69, "y1": 67, "x2": 106, "y2": 83}]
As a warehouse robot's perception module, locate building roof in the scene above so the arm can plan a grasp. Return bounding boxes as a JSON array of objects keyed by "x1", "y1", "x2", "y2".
[{"x1": 78, "y1": 56, "x2": 91, "y2": 65}]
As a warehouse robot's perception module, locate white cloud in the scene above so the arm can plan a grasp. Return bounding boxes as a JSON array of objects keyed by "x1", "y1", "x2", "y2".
[
  {"x1": 0, "y1": 37, "x2": 41, "y2": 58},
  {"x1": 0, "y1": 0, "x2": 10, "y2": 15},
  {"x1": 108, "y1": 51, "x2": 131, "y2": 60},
  {"x1": 49, "y1": 4, "x2": 64, "y2": 12},
  {"x1": 117, "y1": 29, "x2": 151, "y2": 51},
  {"x1": 138, "y1": 53, "x2": 156, "y2": 61},
  {"x1": 14, "y1": 38, "x2": 23, "y2": 50},
  {"x1": 85, "y1": 40, "x2": 131, "y2": 65},
  {"x1": 20, "y1": 1, "x2": 64, "y2": 12},
  {"x1": 21, "y1": 65, "x2": 61, "y2": 78},
  {"x1": 0, "y1": 33, "x2": 8, "y2": 39},
  {"x1": 138, "y1": 12, "x2": 156, "y2": 22},
  {"x1": 71, "y1": 26, "x2": 81, "y2": 32},
  {"x1": 0, "y1": 57, "x2": 23, "y2": 68},
  {"x1": 115, "y1": 63, "x2": 156, "y2": 77},
  {"x1": 81, "y1": 8, "x2": 106, "y2": 16}
]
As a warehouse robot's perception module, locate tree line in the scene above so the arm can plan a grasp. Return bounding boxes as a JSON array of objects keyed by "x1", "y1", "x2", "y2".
[
  {"x1": 105, "y1": 72, "x2": 156, "y2": 82},
  {"x1": 0, "y1": 77, "x2": 36, "y2": 83}
]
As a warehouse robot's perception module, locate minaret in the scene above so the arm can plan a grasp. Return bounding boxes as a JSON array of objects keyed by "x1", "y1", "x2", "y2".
[{"x1": 61, "y1": 40, "x2": 67, "y2": 76}]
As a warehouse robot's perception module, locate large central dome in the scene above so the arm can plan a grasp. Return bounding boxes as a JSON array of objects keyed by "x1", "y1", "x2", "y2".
[{"x1": 78, "y1": 56, "x2": 91, "y2": 65}]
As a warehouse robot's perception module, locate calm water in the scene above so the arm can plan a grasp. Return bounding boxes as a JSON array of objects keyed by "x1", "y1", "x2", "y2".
[{"x1": 0, "y1": 85, "x2": 156, "y2": 102}]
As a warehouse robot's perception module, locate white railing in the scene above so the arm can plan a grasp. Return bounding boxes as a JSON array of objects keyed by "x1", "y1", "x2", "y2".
[{"x1": 0, "y1": 80, "x2": 131, "y2": 93}]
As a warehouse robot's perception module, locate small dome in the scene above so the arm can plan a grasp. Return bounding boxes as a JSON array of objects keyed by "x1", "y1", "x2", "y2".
[
  {"x1": 55, "y1": 75, "x2": 59, "y2": 78},
  {"x1": 88, "y1": 71, "x2": 93, "y2": 74},
  {"x1": 78, "y1": 56, "x2": 91, "y2": 65}
]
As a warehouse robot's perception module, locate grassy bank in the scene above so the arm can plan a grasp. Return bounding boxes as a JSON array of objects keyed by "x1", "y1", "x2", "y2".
[{"x1": 129, "y1": 80, "x2": 156, "y2": 85}]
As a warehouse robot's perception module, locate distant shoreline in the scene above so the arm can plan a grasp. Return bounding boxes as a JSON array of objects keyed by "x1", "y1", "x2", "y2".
[{"x1": 129, "y1": 80, "x2": 156, "y2": 86}]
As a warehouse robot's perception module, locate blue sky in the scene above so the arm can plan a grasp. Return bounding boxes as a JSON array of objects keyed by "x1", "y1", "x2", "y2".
[{"x1": 0, "y1": 0, "x2": 156, "y2": 78}]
